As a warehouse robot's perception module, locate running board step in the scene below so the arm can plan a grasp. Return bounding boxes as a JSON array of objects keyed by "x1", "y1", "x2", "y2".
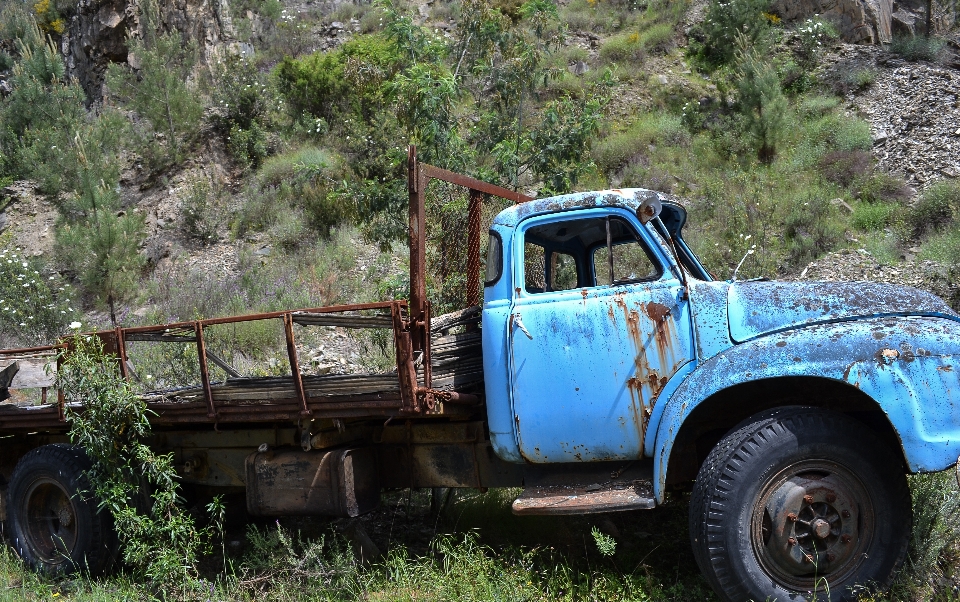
[{"x1": 512, "y1": 481, "x2": 656, "y2": 515}]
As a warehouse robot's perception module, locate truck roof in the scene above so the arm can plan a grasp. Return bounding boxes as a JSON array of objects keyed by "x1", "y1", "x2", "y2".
[{"x1": 492, "y1": 188, "x2": 665, "y2": 227}]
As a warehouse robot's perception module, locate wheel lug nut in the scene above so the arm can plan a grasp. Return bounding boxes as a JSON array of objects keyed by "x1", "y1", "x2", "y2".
[
  {"x1": 787, "y1": 512, "x2": 798, "y2": 522},
  {"x1": 788, "y1": 537, "x2": 797, "y2": 546},
  {"x1": 826, "y1": 553, "x2": 836, "y2": 562},
  {"x1": 841, "y1": 534, "x2": 851, "y2": 544},
  {"x1": 841, "y1": 510, "x2": 851, "y2": 518},
  {"x1": 803, "y1": 495, "x2": 814, "y2": 504},
  {"x1": 825, "y1": 493, "x2": 836, "y2": 503}
]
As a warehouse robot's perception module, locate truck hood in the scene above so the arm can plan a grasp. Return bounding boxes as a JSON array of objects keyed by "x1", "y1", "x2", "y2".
[{"x1": 727, "y1": 280, "x2": 957, "y2": 343}]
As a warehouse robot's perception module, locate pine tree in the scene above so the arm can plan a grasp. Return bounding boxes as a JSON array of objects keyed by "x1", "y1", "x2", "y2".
[{"x1": 735, "y1": 35, "x2": 788, "y2": 165}]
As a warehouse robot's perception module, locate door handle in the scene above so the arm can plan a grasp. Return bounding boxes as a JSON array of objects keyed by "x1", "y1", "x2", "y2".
[{"x1": 512, "y1": 313, "x2": 533, "y2": 339}]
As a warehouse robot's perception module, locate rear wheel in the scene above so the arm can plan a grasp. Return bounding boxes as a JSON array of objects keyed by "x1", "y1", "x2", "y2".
[
  {"x1": 689, "y1": 407, "x2": 910, "y2": 602},
  {"x1": 8, "y1": 444, "x2": 115, "y2": 576}
]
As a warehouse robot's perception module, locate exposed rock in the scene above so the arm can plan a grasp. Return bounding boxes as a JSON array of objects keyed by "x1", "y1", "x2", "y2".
[
  {"x1": 61, "y1": 0, "x2": 234, "y2": 102},
  {"x1": 772, "y1": 0, "x2": 892, "y2": 43},
  {"x1": 794, "y1": 248, "x2": 960, "y2": 310},
  {"x1": 822, "y1": 43, "x2": 960, "y2": 191},
  {"x1": 0, "y1": 182, "x2": 58, "y2": 258}
]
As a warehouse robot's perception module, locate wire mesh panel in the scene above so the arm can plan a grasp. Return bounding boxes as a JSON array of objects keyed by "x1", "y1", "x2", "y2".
[{"x1": 423, "y1": 178, "x2": 515, "y2": 313}]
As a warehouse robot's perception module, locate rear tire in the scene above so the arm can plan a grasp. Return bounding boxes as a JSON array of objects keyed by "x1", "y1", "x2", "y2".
[
  {"x1": 8, "y1": 444, "x2": 115, "y2": 576},
  {"x1": 689, "y1": 407, "x2": 910, "y2": 602}
]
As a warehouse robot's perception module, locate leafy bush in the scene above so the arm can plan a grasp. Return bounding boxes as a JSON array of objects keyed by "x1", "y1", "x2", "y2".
[
  {"x1": 59, "y1": 335, "x2": 223, "y2": 586},
  {"x1": 182, "y1": 174, "x2": 224, "y2": 245},
  {"x1": 782, "y1": 193, "x2": 844, "y2": 267},
  {"x1": 792, "y1": 17, "x2": 838, "y2": 68},
  {"x1": 228, "y1": 121, "x2": 269, "y2": 169},
  {"x1": 889, "y1": 35, "x2": 947, "y2": 62},
  {"x1": 852, "y1": 201, "x2": 897, "y2": 231},
  {"x1": 0, "y1": 247, "x2": 77, "y2": 347},
  {"x1": 690, "y1": 0, "x2": 774, "y2": 68},
  {"x1": 275, "y1": 34, "x2": 402, "y2": 120},
  {"x1": 909, "y1": 180, "x2": 960, "y2": 236}
]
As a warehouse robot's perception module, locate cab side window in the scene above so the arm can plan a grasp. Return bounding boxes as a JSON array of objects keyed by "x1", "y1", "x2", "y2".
[{"x1": 522, "y1": 215, "x2": 660, "y2": 294}]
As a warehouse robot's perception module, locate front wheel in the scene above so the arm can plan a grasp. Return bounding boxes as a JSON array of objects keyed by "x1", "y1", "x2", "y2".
[
  {"x1": 690, "y1": 408, "x2": 910, "y2": 602},
  {"x1": 8, "y1": 444, "x2": 115, "y2": 576}
]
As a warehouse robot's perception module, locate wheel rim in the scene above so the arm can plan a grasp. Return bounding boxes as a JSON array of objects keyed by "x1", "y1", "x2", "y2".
[
  {"x1": 751, "y1": 459, "x2": 875, "y2": 590},
  {"x1": 20, "y1": 477, "x2": 80, "y2": 565}
]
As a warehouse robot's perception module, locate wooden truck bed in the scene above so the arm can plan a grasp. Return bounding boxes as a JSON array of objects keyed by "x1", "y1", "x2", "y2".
[{"x1": 0, "y1": 303, "x2": 483, "y2": 433}]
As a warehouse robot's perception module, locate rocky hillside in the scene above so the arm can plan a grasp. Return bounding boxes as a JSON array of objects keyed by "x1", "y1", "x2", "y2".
[{"x1": 1, "y1": 0, "x2": 959, "y2": 346}]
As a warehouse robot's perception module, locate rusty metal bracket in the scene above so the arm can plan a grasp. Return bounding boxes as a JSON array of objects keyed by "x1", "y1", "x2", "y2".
[
  {"x1": 393, "y1": 302, "x2": 420, "y2": 414},
  {"x1": 283, "y1": 312, "x2": 312, "y2": 418},
  {"x1": 194, "y1": 321, "x2": 217, "y2": 420}
]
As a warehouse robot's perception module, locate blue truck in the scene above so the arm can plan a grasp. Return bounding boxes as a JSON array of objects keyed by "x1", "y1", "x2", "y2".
[{"x1": 2, "y1": 149, "x2": 958, "y2": 601}]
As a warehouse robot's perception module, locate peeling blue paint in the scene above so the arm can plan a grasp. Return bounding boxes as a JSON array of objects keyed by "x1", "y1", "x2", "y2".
[{"x1": 482, "y1": 188, "x2": 960, "y2": 508}]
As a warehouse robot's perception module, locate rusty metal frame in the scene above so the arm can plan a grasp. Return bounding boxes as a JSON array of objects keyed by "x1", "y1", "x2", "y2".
[
  {"x1": 1, "y1": 153, "x2": 517, "y2": 430},
  {"x1": 407, "y1": 145, "x2": 533, "y2": 327}
]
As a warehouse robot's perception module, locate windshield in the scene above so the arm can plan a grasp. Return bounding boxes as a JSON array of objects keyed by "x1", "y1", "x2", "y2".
[{"x1": 654, "y1": 202, "x2": 712, "y2": 281}]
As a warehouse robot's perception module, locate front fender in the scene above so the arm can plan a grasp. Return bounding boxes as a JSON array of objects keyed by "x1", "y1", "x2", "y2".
[{"x1": 652, "y1": 315, "x2": 960, "y2": 502}]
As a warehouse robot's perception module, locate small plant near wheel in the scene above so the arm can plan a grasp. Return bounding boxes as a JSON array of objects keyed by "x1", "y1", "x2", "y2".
[{"x1": 57, "y1": 335, "x2": 221, "y2": 587}]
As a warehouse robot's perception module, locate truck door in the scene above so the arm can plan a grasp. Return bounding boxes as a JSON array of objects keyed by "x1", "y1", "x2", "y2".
[{"x1": 508, "y1": 209, "x2": 694, "y2": 462}]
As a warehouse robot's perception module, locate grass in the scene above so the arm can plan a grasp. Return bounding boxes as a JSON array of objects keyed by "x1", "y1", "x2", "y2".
[
  {"x1": 0, "y1": 489, "x2": 716, "y2": 602},
  {"x1": 4, "y1": 475, "x2": 960, "y2": 601},
  {"x1": 889, "y1": 35, "x2": 947, "y2": 62}
]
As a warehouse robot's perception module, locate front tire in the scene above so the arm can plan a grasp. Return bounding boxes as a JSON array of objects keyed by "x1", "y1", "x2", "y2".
[
  {"x1": 689, "y1": 407, "x2": 910, "y2": 602},
  {"x1": 8, "y1": 444, "x2": 115, "y2": 576}
]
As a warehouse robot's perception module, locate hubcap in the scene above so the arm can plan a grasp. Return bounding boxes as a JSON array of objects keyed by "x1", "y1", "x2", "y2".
[
  {"x1": 752, "y1": 460, "x2": 874, "y2": 589},
  {"x1": 21, "y1": 478, "x2": 79, "y2": 565}
]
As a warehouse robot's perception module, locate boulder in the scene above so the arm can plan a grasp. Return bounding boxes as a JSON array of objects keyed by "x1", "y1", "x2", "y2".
[
  {"x1": 772, "y1": 0, "x2": 892, "y2": 43},
  {"x1": 61, "y1": 0, "x2": 234, "y2": 103}
]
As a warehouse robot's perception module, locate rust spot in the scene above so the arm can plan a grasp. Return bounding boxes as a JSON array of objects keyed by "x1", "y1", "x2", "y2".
[
  {"x1": 645, "y1": 302, "x2": 671, "y2": 323},
  {"x1": 581, "y1": 289, "x2": 589, "y2": 303},
  {"x1": 776, "y1": 341, "x2": 787, "y2": 348},
  {"x1": 881, "y1": 348, "x2": 900, "y2": 359},
  {"x1": 938, "y1": 365, "x2": 954, "y2": 372},
  {"x1": 515, "y1": 287, "x2": 522, "y2": 296}
]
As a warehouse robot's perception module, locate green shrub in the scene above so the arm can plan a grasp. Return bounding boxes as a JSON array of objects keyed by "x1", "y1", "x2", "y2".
[
  {"x1": 181, "y1": 174, "x2": 223, "y2": 245},
  {"x1": 852, "y1": 201, "x2": 897, "y2": 231},
  {"x1": 793, "y1": 17, "x2": 838, "y2": 68},
  {"x1": 214, "y1": 60, "x2": 266, "y2": 121},
  {"x1": 59, "y1": 335, "x2": 223, "y2": 586},
  {"x1": 855, "y1": 171, "x2": 911, "y2": 204},
  {"x1": 782, "y1": 193, "x2": 844, "y2": 267},
  {"x1": 0, "y1": 247, "x2": 78, "y2": 347},
  {"x1": 592, "y1": 114, "x2": 687, "y2": 174},
  {"x1": 910, "y1": 180, "x2": 960, "y2": 236},
  {"x1": 301, "y1": 181, "x2": 356, "y2": 235},
  {"x1": 889, "y1": 35, "x2": 946, "y2": 62},
  {"x1": 274, "y1": 34, "x2": 402, "y2": 120},
  {"x1": 228, "y1": 121, "x2": 269, "y2": 169},
  {"x1": 690, "y1": 0, "x2": 774, "y2": 67}
]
